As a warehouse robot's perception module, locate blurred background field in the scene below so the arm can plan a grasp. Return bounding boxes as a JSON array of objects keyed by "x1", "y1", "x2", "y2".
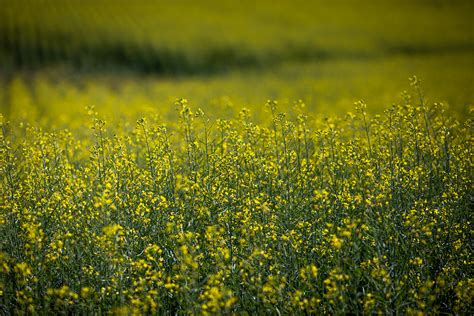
[{"x1": 0, "y1": 0, "x2": 473, "y2": 122}]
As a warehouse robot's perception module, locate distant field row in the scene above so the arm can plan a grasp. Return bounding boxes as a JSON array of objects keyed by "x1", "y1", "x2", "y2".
[{"x1": 0, "y1": 0, "x2": 472, "y2": 74}]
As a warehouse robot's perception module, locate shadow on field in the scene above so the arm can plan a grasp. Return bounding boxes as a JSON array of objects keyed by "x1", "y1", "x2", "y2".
[{"x1": 1, "y1": 27, "x2": 473, "y2": 76}]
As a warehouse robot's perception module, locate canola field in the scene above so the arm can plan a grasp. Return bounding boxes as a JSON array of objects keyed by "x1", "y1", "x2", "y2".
[{"x1": 0, "y1": 0, "x2": 473, "y2": 314}]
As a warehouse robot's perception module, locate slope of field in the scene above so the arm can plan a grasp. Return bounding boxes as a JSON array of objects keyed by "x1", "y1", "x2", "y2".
[{"x1": 1, "y1": 52, "x2": 473, "y2": 128}]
